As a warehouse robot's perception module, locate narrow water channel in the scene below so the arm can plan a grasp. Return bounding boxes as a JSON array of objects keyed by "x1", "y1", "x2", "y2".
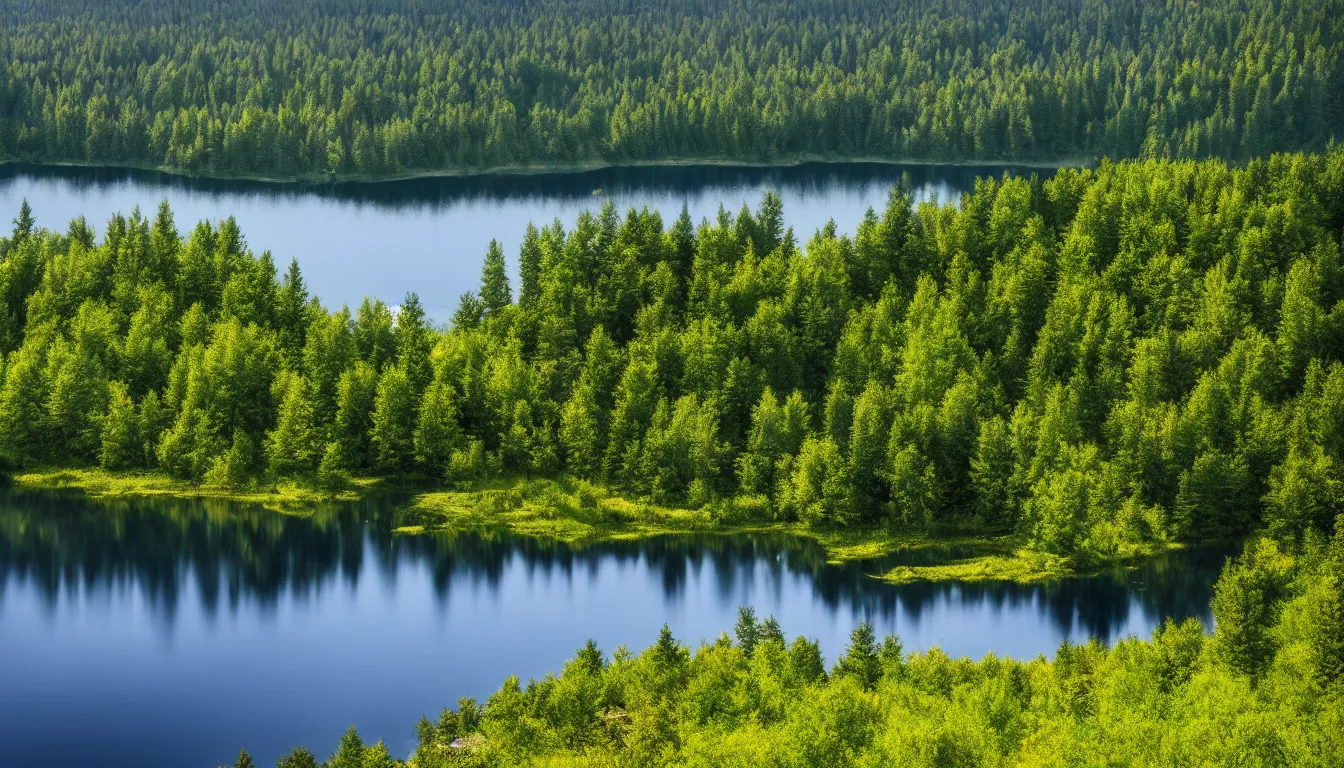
[{"x1": 0, "y1": 162, "x2": 1053, "y2": 320}]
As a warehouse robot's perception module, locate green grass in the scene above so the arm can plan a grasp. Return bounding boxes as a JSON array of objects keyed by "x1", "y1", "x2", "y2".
[
  {"x1": 11, "y1": 468, "x2": 1174, "y2": 583},
  {"x1": 398, "y1": 476, "x2": 1162, "y2": 582},
  {"x1": 12, "y1": 467, "x2": 375, "y2": 514}
]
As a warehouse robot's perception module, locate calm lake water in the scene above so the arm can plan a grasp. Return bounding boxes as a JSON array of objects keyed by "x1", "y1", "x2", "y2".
[
  {"x1": 0, "y1": 162, "x2": 1051, "y2": 321},
  {"x1": 0, "y1": 488, "x2": 1225, "y2": 768},
  {"x1": 2, "y1": 160, "x2": 1138, "y2": 768}
]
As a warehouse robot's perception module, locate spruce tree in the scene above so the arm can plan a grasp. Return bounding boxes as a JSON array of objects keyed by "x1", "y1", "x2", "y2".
[
  {"x1": 833, "y1": 621, "x2": 881, "y2": 690},
  {"x1": 479, "y1": 239, "x2": 512, "y2": 315},
  {"x1": 371, "y1": 365, "x2": 415, "y2": 472},
  {"x1": 266, "y1": 374, "x2": 318, "y2": 478},
  {"x1": 100, "y1": 381, "x2": 141, "y2": 470}
]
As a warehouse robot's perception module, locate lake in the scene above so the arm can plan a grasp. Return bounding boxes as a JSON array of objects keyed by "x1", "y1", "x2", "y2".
[
  {"x1": 0, "y1": 488, "x2": 1225, "y2": 768},
  {"x1": 0, "y1": 162, "x2": 1053, "y2": 321},
  {"x1": 0, "y1": 160, "x2": 1135, "y2": 768}
]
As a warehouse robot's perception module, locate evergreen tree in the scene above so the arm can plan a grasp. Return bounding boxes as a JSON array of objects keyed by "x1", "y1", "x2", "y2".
[
  {"x1": 396, "y1": 292, "x2": 433, "y2": 394},
  {"x1": 518, "y1": 224, "x2": 542, "y2": 308},
  {"x1": 12, "y1": 199, "x2": 33, "y2": 243},
  {"x1": 734, "y1": 606, "x2": 761, "y2": 658},
  {"x1": 276, "y1": 747, "x2": 318, "y2": 768},
  {"x1": 479, "y1": 239, "x2": 512, "y2": 316},
  {"x1": 266, "y1": 373, "x2": 318, "y2": 478},
  {"x1": 414, "y1": 379, "x2": 463, "y2": 473},
  {"x1": 833, "y1": 621, "x2": 881, "y2": 690},
  {"x1": 1211, "y1": 539, "x2": 1291, "y2": 680},
  {"x1": 371, "y1": 364, "x2": 415, "y2": 472},
  {"x1": 100, "y1": 381, "x2": 141, "y2": 470}
]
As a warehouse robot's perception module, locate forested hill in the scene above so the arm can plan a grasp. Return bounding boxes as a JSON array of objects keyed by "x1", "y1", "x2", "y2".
[
  {"x1": 2, "y1": 152, "x2": 1343, "y2": 561},
  {"x1": 0, "y1": 0, "x2": 1342, "y2": 178}
]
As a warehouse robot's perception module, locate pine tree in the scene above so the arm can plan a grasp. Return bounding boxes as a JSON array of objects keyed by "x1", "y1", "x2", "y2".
[
  {"x1": 833, "y1": 621, "x2": 881, "y2": 689},
  {"x1": 100, "y1": 381, "x2": 141, "y2": 470},
  {"x1": 414, "y1": 379, "x2": 462, "y2": 473},
  {"x1": 276, "y1": 258, "x2": 310, "y2": 361},
  {"x1": 479, "y1": 239, "x2": 512, "y2": 315},
  {"x1": 518, "y1": 224, "x2": 542, "y2": 308},
  {"x1": 329, "y1": 726, "x2": 365, "y2": 768},
  {"x1": 334, "y1": 361, "x2": 378, "y2": 470},
  {"x1": 371, "y1": 364, "x2": 415, "y2": 472},
  {"x1": 561, "y1": 381, "x2": 602, "y2": 478},
  {"x1": 11, "y1": 198, "x2": 34, "y2": 243},
  {"x1": 396, "y1": 292, "x2": 433, "y2": 393},
  {"x1": 971, "y1": 415, "x2": 1018, "y2": 528},
  {"x1": 734, "y1": 606, "x2": 761, "y2": 658},
  {"x1": 0, "y1": 345, "x2": 45, "y2": 466},
  {"x1": 276, "y1": 747, "x2": 319, "y2": 768},
  {"x1": 266, "y1": 373, "x2": 318, "y2": 478},
  {"x1": 1211, "y1": 539, "x2": 1291, "y2": 680}
]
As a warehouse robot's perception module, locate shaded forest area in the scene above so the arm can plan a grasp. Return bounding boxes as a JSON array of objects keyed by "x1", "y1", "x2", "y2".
[
  {"x1": 0, "y1": 0, "x2": 1341, "y2": 177},
  {"x1": 1, "y1": 151, "x2": 1342, "y2": 564}
]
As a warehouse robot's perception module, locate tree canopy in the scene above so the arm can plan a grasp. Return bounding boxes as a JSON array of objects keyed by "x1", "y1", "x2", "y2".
[
  {"x1": 0, "y1": 0, "x2": 1340, "y2": 178},
  {"x1": 255, "y1": 526, "x2": 1344, "y2": 767},
  {"x1": 2, "y1": 151, "x2": 1343, "y2": 564}
]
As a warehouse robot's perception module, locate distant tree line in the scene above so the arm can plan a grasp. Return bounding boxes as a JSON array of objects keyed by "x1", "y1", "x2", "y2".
[
  {"x1": 1, "y1": 151, "x2": 1342, "y2": 561},
  {"x1": 0, "y1": 0, "x2": 1341, "y2": 177},
  {"x1": 231, "y1": 526, "x2": 1344, "y2": 767}
]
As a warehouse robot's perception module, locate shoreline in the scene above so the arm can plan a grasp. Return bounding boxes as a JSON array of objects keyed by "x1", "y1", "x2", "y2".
[
  {"x1": 0, "y1": 154, "x2": 1089, "y2": 187},
  {"x1": 11, "y1": 468, "x2": 1179, "y2": 584}
]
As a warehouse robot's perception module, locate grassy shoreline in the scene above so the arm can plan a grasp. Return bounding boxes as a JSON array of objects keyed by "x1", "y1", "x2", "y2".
[
  {"x1": 11, "y1": 467, "x2": 373, "y2": 512},
  {"x1": 10, "y1": 468, "x2": 1176, "y2": 583},
  {"x1": 0, "y1": 154, "x2": 1085, "y2": 187}
]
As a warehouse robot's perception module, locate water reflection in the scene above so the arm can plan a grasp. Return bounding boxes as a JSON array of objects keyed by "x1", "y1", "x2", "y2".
[
  {"x1": 0, "y1": 161, "x2": 1046, "y2": 209},
  {"x1": 0, "y1": 487, "x2": 1220, "y2": 645},
  {"x1": 0, "y1": 488, "x2": 1222, "y2": 768}
]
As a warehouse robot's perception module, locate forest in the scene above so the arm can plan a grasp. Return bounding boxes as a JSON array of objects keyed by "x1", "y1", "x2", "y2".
[
  {"x1": 223, "y1": 525, "x2": 1344, "y2": 767},
  {"x1": 1, "y1": 151, "x2": 1342, "y2": 565},
  {"x1": 0, "y1": 0, "x2": 1342, "y2": 177}
]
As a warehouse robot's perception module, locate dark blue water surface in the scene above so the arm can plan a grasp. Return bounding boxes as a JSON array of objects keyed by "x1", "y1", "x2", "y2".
[
  {"x1": 0, "y1": 161, "x2": 1053, "y2": 321},
  {"x1": 0, "y1": 488, "x2": 1224, "y2": 768}
]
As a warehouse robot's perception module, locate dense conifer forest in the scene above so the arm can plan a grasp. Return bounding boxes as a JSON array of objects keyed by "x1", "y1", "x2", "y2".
[
  {"x1": 0, "y1": 0, "x2": 1341, "y2": 177},
  {"x1": 2, "y1": 151, "x2": 1342, "y2": 564}
]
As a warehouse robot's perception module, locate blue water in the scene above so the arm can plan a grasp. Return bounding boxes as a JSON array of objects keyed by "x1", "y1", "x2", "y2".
[
  {"x1": 0, "y1": 162, "x2": 1052, "y2": 321},
  {"x1": 0, "y1": 488, "x2": 1222, "y2": 768}
]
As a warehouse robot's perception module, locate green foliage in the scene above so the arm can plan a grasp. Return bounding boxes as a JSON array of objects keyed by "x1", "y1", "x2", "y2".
[
  {"x1": 2, "y1": 151, "x2": 1343, "y2": 560},
  {"x1": 1211, "y1": 538, "x2": 1292, "y2": 679},
  {"x1": 370, "y1": 365, "x2": 415, "y2": 473},
  {"x1": 0, "y1": 0, "x2": 1339, "y2": 179},
  {"x1": 315, "y1": 442, "x2": 352, "y2": 494},
  {"x1": 414, "y1": 380, "x2": 463, "y2": 474},
  {"x1": 249, "y1": 540, "x2": 1343, "y2": 765},
  {"x1": 99, "y1": 380, "x2": 140, "y2": 470},
  {"x1": 266, "y1": 373, "x2": 318, "y2": 479},
  {"x1": 275, "y1": 747, "x2": 317, "y2": 768},
  {"x1": 832, "y1": 621, "x2": 880, "y2": 690}
]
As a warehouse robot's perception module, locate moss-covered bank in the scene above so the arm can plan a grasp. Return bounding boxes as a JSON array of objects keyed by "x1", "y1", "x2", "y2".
[
  {"x1": 11, "y1": 468, "x2": 374, "y2": 514},
  {"x1": 10, "y1": 469, "x2": 1179, "y2": 583}
]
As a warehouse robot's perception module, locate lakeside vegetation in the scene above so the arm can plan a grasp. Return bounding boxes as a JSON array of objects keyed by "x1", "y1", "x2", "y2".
[
  {"x1": 230, "y1": 525, "x2": 1344, "y2": 768},
  {"x1": 8, "y1": 467, "x2": 1076, "y2": 583},
  {"x1": 11, "y1": 466, "x2": 373, "y2": 508},
  {"x1": 2, "y1": 151, "x2": 1343, "y2": 580},
  {"x1": 0, "y1": 0, "x2": 1341, "y2": 179}
]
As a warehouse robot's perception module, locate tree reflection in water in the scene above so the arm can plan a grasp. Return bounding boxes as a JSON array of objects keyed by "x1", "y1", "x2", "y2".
[{"x1": 0, "y1": 488, "x2": 1223, "y2": 649}]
